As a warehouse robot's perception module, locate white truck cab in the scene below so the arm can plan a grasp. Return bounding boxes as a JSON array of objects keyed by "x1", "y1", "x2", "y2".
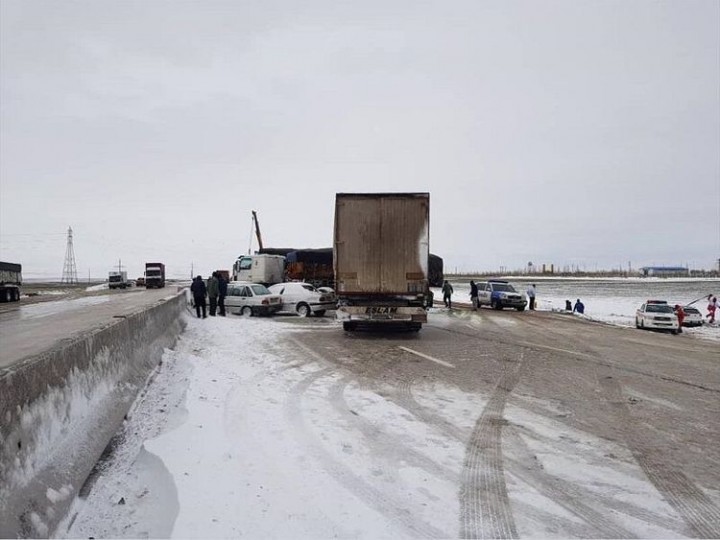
[{"x1": 232, "y1": 254, "x2": 285, "y2": 285}]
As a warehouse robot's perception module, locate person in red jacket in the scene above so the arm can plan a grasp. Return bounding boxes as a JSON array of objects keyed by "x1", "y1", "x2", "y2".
[{"x1": 674, "y1": 305, "x2": 685, "y2": 333}]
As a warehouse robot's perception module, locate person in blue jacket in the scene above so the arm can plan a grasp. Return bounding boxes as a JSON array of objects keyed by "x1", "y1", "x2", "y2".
[{"x1": 573, "y1": 299, "x2": 585, "y2": 314}]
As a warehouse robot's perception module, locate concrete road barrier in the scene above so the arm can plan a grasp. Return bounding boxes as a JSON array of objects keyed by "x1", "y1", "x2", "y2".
[{"x1": 0, "y1": 292, "x2": 187, "y2": 538}]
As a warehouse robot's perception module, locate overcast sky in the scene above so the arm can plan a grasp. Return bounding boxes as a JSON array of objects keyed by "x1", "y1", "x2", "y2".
[{"x1": 1, "y1": 0, "x2": 718, "y2": 280}]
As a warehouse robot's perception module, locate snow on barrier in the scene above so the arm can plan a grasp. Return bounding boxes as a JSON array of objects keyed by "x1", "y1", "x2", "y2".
[{"x1": 0, "y1": 292, "x2": 187, "y2": 538}]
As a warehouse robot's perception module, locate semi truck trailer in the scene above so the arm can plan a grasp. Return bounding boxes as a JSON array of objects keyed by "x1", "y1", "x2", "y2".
[
  {"x1": 0, "y1": 261, "x2": 22, "y2": 302},
  {"x1": 108, "y1": 271, "x2": 130, "y2": 289},
  {"x1": 145, "y1": 262, "x2": 166, "y2": 288},
  {"x1": 334, "y1": 192, "x2": 430, "y2": 331}
]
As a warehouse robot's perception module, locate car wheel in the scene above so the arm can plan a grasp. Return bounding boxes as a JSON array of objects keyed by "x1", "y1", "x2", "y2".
[
  {"x1": 640, "y1": 319, "x2": 645, "y2": 328},
  {"x1": 516, "y1": 306, "x2": 525, "y2": 312},
  {"x1": 241, "y1": 306, "x2": 253, "y2": 317},
  {"x1": 343, "y1": 321, "x2": 356, "y2": 331},
  {"x1": 491, "y1": 299, "x2": 502, "y2": 310},
  {"x1": 635, "y1": 318, "x2": 640, "y2": 329},
  {"x1": 296, "y1": 303, "x2": 310, "y2": 317},
  {"x1": 314, "y1": 310, "x2": 326, "y2": 317}
]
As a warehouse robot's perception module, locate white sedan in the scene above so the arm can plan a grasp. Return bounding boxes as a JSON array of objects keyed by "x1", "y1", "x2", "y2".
[
  {"x1": 635, "y1": 301, "x2": 679, "y2": 334},
  {"x1": 225, "y1": 282, "x2": 282, "y2": 317},
  {"x1": 682, "y1": 306, "x2": 703, "y2": 327},
  {"x1": 268, "y1": 282, "x2": 336, "y2": 317}
]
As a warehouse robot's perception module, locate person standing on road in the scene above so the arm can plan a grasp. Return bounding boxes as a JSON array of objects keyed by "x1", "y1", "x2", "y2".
[
  {"x1": 573, "y1": 298, "x2": 585, "y2": 314},
  {"x1": 706, "y1": 295, "x2": 717, "y2": 324},
  {"x1": 218, "y1": 272, "x2": 228, "y2": 316},
  {"x1": 442, "y1": 280, "x2": 454, "y2": 309},
  {"x1": 191, "y1": 275, "x2": 207, "y2": 319},
  {"x1": 674, "y1": 305, "x2": 685, "y2": 333},
  {"x1": 207, "y1": 272, "x2": 219, "y2": 316},
  {"x1": 469, "y1": 280, "x2": 478, "y2": 311},
  {"x1": 527, "y1": 284, "x2": 537, "y2": 310}
]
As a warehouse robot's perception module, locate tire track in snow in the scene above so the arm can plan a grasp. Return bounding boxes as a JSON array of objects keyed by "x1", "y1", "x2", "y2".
[
  {"x1": 599, "y1": 375, "x2": 720, "y2": 539},
  {"x1": 284, "y1": 352, "x2": 447, "y2": 538},
  {"x1": 326, "y1": 376, "x2": 459, "y2": 484},
  {"x1": 459, "y1": 352, "x2": 525, "y2": 540},
  {"x1": 502, "y1": 428, "x2": 638, "y2": 538}
]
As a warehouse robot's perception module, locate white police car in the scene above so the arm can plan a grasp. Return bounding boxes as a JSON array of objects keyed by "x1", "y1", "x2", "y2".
[
  {"x1": 477, "y1": 280, "x2": 527, "y2": 311},
  {"x1": 635, "y1": 300, "x2": 679, "y2": 334}
]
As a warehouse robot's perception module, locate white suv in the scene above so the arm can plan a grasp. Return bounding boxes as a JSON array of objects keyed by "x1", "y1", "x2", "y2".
[
  {"x1": 225, "y1": 282, "x2": 282, "y2": 317},
  {"x1": 635, "y1": 300, "x2": 679, "y2": 333},
  {"x1": 267, "y1": 282, "x2": 336, "y2": 317}
]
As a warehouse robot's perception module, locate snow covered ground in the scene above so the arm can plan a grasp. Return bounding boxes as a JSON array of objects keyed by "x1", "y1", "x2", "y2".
[
  {"x1": 436, "y1": 278, "x2": 720, "y2": 342},
  {"x1": 59, "y1": 310, "x2": 711, "y2": 539}
]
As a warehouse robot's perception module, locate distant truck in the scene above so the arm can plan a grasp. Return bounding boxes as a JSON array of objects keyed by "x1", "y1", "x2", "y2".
[
  {"x1": 334, "y1": 193, "x2": 430, "y2": 331},
  {"x1": 145, "y1": 262, "x2": 166, "y2": 288},
  {"x1": 0, "y1": 261, "x2": 22, "y2": 303},
  {"x1": 108, "y1": 271, "x2": 131, "y2": 289},
  {"x1": 232, "y1": 254, "x2": 285, "y2": 285}
]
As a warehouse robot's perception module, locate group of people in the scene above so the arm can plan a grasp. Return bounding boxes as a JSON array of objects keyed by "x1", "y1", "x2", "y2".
[
  {"x1": 564, "y1": 299, "x2": 585, "y2": 314},
  {"x1": 190, "y1": 272, "x2": 228, "y2": 318}
]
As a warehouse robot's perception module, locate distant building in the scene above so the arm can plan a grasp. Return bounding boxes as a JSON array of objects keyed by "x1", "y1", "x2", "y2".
[{"x1": 640, "y1": 266, "x2": 690, "y2": 277}]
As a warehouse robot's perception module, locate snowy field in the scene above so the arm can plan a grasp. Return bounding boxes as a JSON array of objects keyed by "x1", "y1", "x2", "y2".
[{"x1": 437, "y1": 278, "x2": 720, "y2": 342}]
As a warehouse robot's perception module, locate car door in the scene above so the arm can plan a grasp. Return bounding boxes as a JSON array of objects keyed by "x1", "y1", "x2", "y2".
[
  {"x1": 477, "y1": 282, "x2": 489, "y2": 306},
  {"x1": 225, "y1": 285, "x2": 250, "y2": 313},
  {"x1": 637, "y1": 304, "x2": 646, "y2": 324}
]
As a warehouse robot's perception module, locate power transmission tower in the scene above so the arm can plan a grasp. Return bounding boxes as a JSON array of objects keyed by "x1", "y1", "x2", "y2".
[{"x1": 61, "y1": 226, "x2": 78, "y2": 284}]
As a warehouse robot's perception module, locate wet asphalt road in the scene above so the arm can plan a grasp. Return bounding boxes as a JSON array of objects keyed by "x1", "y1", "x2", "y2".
[
  {"x1": 0, "y1": 286, "x2": 183, "y2": 369},
  {"x1": 279, "y1": 307, "x2": 720, "y2": 538}
]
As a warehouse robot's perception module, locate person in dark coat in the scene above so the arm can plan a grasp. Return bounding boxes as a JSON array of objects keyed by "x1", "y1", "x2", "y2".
[
  {"x1": 218, "y1": 273, "x2": 228, "y2": 316},
  {"x1": 191, "y1": 275, "x2": 207, "y2": 319},
  {"x1": 469, "y1": 280, "x2": 479, "y2": 311},
  {"x1": 573, "y1": 298, "x2": 585, "y2": 314},
  {"x1": 442, "y1": 280, "x2": 454, "y2": 309},
  {"x1": 207, "y1": 272, "x2": 219, "y2": 316}
]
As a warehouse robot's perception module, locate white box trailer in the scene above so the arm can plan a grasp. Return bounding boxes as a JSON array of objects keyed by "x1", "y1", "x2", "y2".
[{"x1": 334, "y1": 193, "x2": 430, "y2": 331}]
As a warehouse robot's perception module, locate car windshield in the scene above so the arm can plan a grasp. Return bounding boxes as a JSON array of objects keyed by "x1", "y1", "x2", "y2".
[
  {"x1": 646, "y1": 305, "x2": 674, "y2": 313},
  {"x1": 491, "y1": 283, "x2": 516, "y2": 292},
  {"x1": 251, "y1": 284, "x2": 271, "y2": 295},
  {"x1": 684, "y1": 308, "x2": 700, "y2": 314}
]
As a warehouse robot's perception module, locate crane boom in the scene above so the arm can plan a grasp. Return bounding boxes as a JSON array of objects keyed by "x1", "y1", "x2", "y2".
[{"x1": 252, "y1": 210, "x2": 264, "y2": 251}]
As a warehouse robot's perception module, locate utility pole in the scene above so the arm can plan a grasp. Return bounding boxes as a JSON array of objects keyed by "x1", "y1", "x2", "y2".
[{"x1": 61, "y1": 226, "x2": 78, "y2": 284}]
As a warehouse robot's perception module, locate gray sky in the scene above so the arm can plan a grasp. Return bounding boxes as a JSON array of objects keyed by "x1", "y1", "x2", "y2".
[{"x1": 1, "y1": 0, "x2": 719, "y2": 279}]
